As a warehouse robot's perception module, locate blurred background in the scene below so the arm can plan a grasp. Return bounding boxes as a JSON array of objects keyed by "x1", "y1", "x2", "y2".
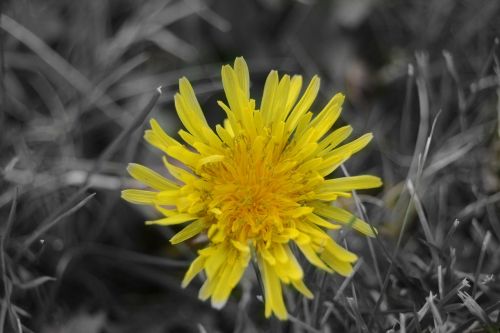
[{"x1": 1, "y1": 0, "x2": 500, "y2": 332}]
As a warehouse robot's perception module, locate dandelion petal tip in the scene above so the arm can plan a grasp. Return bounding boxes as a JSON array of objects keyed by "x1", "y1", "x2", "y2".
[{"x1": 211, "y1": 299, "x2": 227, "y2": 310}]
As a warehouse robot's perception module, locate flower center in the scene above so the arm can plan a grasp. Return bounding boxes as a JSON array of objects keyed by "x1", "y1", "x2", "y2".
[{"x1": 205, "y1": 134, "x2": 306, "y2": 246}]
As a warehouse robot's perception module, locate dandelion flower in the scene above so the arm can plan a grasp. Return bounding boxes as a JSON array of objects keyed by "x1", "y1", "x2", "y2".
[{"x1": 122, "y1": 57, "x2": 382, "y2": 320}]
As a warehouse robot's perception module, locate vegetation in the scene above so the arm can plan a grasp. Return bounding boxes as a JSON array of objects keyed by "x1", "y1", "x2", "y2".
[{"x1": 1, "y1": 0, "x2": 499, "y2": 332}]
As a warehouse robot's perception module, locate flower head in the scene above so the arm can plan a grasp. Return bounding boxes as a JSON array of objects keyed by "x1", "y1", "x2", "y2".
[{"x1": 122, "y1": 57, "x2": 382, "y2": 320}]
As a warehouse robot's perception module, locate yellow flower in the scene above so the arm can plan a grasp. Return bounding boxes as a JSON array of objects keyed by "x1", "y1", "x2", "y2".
[{"x1": 122, "y1": 57, "x2": 382, "y2": 320}]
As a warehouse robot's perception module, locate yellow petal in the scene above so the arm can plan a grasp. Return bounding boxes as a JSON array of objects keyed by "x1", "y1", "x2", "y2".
[
  {"x1": 291, "y1": 279, "x2": 314, "y2": 299},
  {"x1": 127, "y1": 163, "x2": 178, "y2": 191},
  {"x1": 296, "y1": 157, "x2": 323, "y2": 173},
  {"x1": 144, "y1": 118, "x2": 181, "y2": 152},
  {"x1": 274, "y1": 250, "x2": 302, "y2": 283},
  {"x1": 196, "y1": 155, "x2": 225, "y2": 171},
  {"x1": 314, "y1": 192, "x2": 340, "y2": 201},
  {"x1": 260, "y1": 70, "x2": 279, "y2": 124},
  {"x1": 326, "y1": 133, "x2": 373, "y2": 158},
  {"x1": 317, "y1": 125, "x2": 353, "y2": 154},
  {"x1": 310, "y1": 93, "x2": 344, "y2": 140},
  {"x1": 231, "y1": 240, "x2": 250, "y2": 253},
  {"x1": 154, "y1": 204, "x2": 178, "y2": 217},
  {"x1": 162, "y1": 157, "x2": 196, "y2": 183},
  {"x1": 217, "y1": 101, "x2": 240, "y2": 135},
  {"x1": 234, "y1": 57, "x2": 250, "y2": 99},
  {"x1": 211, "y1": 262, "x2": 234, "y2": 309},
  {"x1": 182, "y1": 255, "x2": 207, "y2": 287},
  {"x1": 285, "y1": 75, "x2": 303, "y2": 114},
  {"x1": 221, "y1": 65, "x2": 243, "y2": 114},
  {"x1": 296, "y1": 221, "x2": 330, "y2": 240},
  {"x1": 145, "y1": 213, "x2": 198, "y2": 226},
  {"x1": 320, "y1": 175, "x2": 382, "y2": 192},
  {"x1": 272, "y1": 243, "x2": 288, "y2": 263},
  {"x1": 294, "y1": 232, "x2": 311, "y2": 245},
  {"x1": 121, "y1": 189, "x2": 157, "y2": 205},
  {"x1": 282, "y1": 245, "x2": 304, "y2": 280},
  {"x1": 323, "y1": 238, "x2": 358, "y2": 263},
  {"x1": 204, "y1": 245, "x2": 227, "y2": 279},
  {"x1": 155, "y1": 190, "x2": 180, "y2": 205},
  {"x1": 199, "y1": 278, "x2": 217, "y2": 301},
  {"x1": 320, "y1": 250, "x2": 354, "y2": 276},
  {"x1": 306, "y1": 213, "x2": 341, "y2": 229},
  {"x1": 270, "y1": 75, "x2": 291, "y2": 123},
  {"x1": 287, "y1": 206, "x2": 314, "y2": 218},
  {"x1": 228, "y1": 254, "x2": 249, "y2": 287},
  {"x1": 215, "y1": 124, "x2": 234, "y2": 147},
  {"x1": 313, "y1": 203, "x2": 376, "y2": 237},
  {"x1": 318, "y1": 154, "x2": 351, "y2": 176},
  {"x1": 295, "y1": 242, "x2": 332, "y2": 273},
  {"x1": 258, "y1": 256, "x2": 287, "y2": 320},
  {"x1": 170, "y1": 219, "x2": 206, "y2": 244},
  {"x1": 285, "y1": 75, "x2": 320, "y2": 133},
  {"x1": 294, "y1": 111, "x2": 313, "y2": 139},
  {"x1": 178, "y1": 77, "x2": 208, "y2": 126},
  {"x1": 212, "y1": 252, "x2": 249, "y2": 309},
  {"x1": 260, "y1": 246, "x2": 276, "y2": 266}
]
